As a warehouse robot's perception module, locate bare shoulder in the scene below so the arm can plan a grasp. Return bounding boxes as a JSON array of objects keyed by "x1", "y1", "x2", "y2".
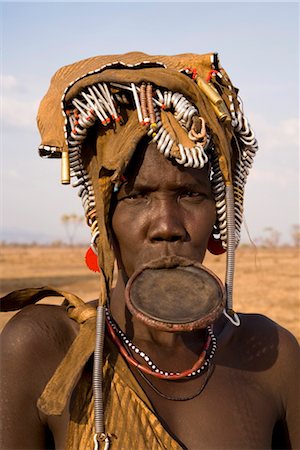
[
  {"x1": 238, "y1": 312, "x2": 299, "y2": 359},
  {"x1": 1, "y1": 303, "x2": 79, "y2": 394},
  {"x1": 0, "y1": 303, "x2": 79, "y2": 394},
  {"x1": 220, "y1": 312, "x2": 299, "y2": 372},
  {"x1": 0, "y1": 303, "x2": 79, "y2": 448},
  {"x1": 237, "y1": 314, "x2": 300, "y2": 446},
  {"x1": 234, "y1": 313, "x2": 300, "y2": 397},
  {"x1": 1, "y1": 303, "x2": 78, "y2": 357}
]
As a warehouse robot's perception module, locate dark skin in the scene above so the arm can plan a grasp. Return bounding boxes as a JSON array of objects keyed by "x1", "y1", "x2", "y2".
[{"x1": 1, "y1": 143, "x2": 300, "y2": 449}]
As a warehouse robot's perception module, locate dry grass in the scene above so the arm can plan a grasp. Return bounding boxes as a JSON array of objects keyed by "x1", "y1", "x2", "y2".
[
  {"x1": 1, "y1": 245, "x2": 299, "y2": 341},
  {"x1": 205, "y1": 247, "x2": 300, "y2": 341}
]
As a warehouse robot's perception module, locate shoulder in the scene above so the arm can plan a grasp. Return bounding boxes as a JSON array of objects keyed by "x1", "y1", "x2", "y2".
[
  {"x1": 220, "y1": 313, "x2": 299, "y2": 370},
  {"x1": 234, "y1": 313, "x2": 299, "y2": 397},
  {"x1": 1, "y1": 303, "x2": 79, "y2": 396},
  {"x1": 236, "y1": 315, "x2": 300, "y2": 447},
  {"x1": 238, "y1": 312, "x2": 299, "y2": 357},
  {"x1": 1, "y1": 303, "x2": 78, "y2": 354},
  {"x1": 0, "y1": 303, "x2": 81, "y2": 447}
]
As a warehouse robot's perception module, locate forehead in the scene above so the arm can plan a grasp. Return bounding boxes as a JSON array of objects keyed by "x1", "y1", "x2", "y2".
[{"x1": 124, "y1": 141, "x2": 210, "y2": 188}]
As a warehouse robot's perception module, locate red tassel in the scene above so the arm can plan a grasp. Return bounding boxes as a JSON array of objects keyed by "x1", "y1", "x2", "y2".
[
  {"x1": 85, "y1": 247, "x2": 100, "y2": 272},
  {"x1": 207, "y1": 235, "x2": 226, "y2": 255}
]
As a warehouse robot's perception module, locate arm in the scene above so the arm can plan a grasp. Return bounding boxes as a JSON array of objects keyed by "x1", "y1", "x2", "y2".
[
  {"x1": 0, "y1": 304, "x2": 77, "y2": 449},
  {"x1": 270, "y1": 325, "x2": 300, "y2": 449},
  {"x1": 280, "y1": 328, "x2": 300, "y2": 449},
  {"x1": 237, "y1": 314, "x2": 299, "y2": 449}
]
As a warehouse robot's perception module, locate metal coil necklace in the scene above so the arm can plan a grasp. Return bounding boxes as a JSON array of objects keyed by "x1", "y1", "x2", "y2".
[{"x1": 105, "y1": 309, "x2": 217, "y2": 381}]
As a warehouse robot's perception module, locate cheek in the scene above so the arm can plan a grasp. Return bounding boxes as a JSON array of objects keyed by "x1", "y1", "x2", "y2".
[
  {"x1": 112, "y1": 204, "x2": 140, "y2": 241},
  {"x1": 206, "y1": 200, "x2": 217, "y2": 232},
  {"x1": 111, "y1": 207, "x2": 126, "y2": 253},
  {"x1": 188, "y1": 200, "x2": 216, "y2": 239},
  {"x1": 111, "y1": 205, "x2": 143, "y2": 269},
  {"x1": 187, "y1": 201, "x2": 216, "y2": 263}
]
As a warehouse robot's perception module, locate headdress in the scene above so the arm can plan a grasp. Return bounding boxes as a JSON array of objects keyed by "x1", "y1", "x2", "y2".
[{"x1": 37, "y1": 52, "x2": 258, "y2": 446}]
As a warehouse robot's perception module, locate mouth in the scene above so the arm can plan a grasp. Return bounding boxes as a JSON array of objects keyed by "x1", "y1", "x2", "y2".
[
  {"x1": 125, "y1": 255, "x2": 225, "y2": 332},
  {"x1": 130, "y1": 244, "x2": 206, "y2": 274}
]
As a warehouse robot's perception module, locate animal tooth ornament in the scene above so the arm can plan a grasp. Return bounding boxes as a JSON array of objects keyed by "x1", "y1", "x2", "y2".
[{"x1": 36, "y1": 52, "x2": 258, "y2": 448}]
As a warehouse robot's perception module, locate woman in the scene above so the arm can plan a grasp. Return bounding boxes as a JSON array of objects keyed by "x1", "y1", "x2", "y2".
[{"x1": 1, "y1": 52, "x2": 299, "y2": 449}]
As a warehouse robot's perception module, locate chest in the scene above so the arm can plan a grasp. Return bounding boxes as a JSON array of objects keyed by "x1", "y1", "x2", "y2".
[
  {"x1": 49, "y1": 361, "x2": 281, "y2": 450},
  {"x1": 139, "y1": 364, "x2": 280, "y2": 450}
]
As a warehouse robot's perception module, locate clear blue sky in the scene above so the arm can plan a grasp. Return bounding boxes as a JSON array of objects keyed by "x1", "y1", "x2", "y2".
[{"x1": 1, "y1": 1, "x2": 299, "y2": 244}]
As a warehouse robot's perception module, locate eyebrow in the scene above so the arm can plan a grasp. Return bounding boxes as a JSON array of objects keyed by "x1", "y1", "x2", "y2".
[{"x1": 124, "y1": 180, "x2": 210, "y2": 192}]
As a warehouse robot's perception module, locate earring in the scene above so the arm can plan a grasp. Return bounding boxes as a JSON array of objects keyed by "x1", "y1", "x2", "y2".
[
  {"x1": 85, "y1": 230, "x2": 100, "y2": 272},
  {"x1": 207, "y1": 234, "x2": 226, "y2": 255},
  {"x1": 85, "y1": 247, "x2": 100, "y2": 272}
]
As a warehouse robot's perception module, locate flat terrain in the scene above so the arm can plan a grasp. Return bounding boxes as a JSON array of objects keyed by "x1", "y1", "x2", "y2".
[{"x1": 0, "y1": 245, "x2": 299, "y2": 341}]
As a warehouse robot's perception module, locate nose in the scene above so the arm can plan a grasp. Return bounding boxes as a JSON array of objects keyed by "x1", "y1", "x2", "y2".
[{"x1": 148, "y1": 198, "x2": 187, "y2": 243}]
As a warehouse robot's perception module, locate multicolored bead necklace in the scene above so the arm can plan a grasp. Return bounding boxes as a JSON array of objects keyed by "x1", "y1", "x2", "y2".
[{"x1": 105, "y1": 309, "x2": 217, "y2": 381}]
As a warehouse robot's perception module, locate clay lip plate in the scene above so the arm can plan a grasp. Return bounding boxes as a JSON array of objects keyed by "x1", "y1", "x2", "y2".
[{"x1": 125, "y1": 256, "x2": 226, "y2": 331}]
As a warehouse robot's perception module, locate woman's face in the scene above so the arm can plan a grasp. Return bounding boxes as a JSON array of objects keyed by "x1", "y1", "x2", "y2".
[{"x1": 111, "y1": 142, "x2": 216, "y2": 278}]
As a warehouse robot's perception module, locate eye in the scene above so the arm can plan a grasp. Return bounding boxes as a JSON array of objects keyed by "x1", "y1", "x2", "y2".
[
  {"x1": 177, "y1": 189, "x2": 209, "y2": 205},
  {"x1": 118, "y1": 191, "x2": 149, "y2": 203},
  {"x1": 185, "y1": 191, "x2": 201, "y2": 197},
  {"x1": 179, "y1": 190, "x2": 204, "y2": 199}
]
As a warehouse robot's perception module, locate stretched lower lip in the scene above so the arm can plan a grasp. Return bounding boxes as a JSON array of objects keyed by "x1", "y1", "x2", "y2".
[{"x1": 125, "y1": 255, "x2": 225, "y2": 332}]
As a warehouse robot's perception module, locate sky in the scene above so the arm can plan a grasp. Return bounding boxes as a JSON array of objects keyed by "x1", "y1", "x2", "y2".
[{"x1": 1, "y1": 1, "x2": 299, "y2": 245}]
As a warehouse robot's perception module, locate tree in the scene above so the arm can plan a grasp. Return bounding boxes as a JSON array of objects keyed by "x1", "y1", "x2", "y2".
[
  {"x1": 291, "y1": 224, "x2": 300, "y2": 248},
  {"x1": 61, "y1": 214, "x2": 84, "y2": 246},
  {"x1": 262, "y1": 227, "x2": 281, "y2": 248}
]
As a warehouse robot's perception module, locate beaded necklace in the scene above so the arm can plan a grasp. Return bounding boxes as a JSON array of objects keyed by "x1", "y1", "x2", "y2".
[{"x1": 105, "y1": 309, "x2": 217, "y2": 381}]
